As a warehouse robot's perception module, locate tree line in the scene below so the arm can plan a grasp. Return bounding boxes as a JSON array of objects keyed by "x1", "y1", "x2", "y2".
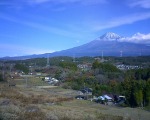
[{"x1": 64, "y1": 60, "x2": 150, "y2": 108}]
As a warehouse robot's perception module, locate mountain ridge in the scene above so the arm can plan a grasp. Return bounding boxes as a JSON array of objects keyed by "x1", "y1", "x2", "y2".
[{"x1": 1, "y1": 32, "x2": 150, "y2": 60}]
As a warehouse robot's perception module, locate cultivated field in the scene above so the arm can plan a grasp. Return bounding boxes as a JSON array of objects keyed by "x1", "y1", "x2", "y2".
[{"x1": 0, "y1": 78, "x2": 150, "y2": 120}]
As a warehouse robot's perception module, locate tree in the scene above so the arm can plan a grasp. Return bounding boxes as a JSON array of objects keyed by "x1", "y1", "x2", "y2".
[
  {"x1": 109, "y1": 80, "x2": 118, "y2": 93},
  {"x1": 144, "y1": 79, "x2": 150, "y2": 106},
  {"x1": 92, "y1": 60, "x2": 100, "y2": 69},
  {"x1": 15, "y1": 64, "x2": 29, "y2": 74},
  {"x1": 122, "y1": 78, "x2": 137, "y2": 107},
  {"x1": 59, "y1": 61, "x2": 77, "y2": 71},
  {"x1": 54, "y1": 70, "x2": 62, "y2": 80},
  {"x1": 100, "y1": 63, "x2": 120, "y2": 73},
  {"x1": 0, "y1": 74, "x2": 4, "y2": 82},
  {"x1": 134, "y1": 90, "x2": 143, "y2": 107}
]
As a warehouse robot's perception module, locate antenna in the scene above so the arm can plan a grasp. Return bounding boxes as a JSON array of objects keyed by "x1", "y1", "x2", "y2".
[
  {"x1": 2, "y1": 63, "x2": 4, "y2": 80},
  {"x1": 101, "y1": 50, "x2": 104, "y2": 62},
  {"x1": 46, "y1": 54, "x2": 50, "y2": 68},
  {"x1": 73, "y1": 54, "x2": 76, "y2": 62},
  {"x1": 102, "y1": 50, "x2": 104, "y2": 60},
  {"x1": 10, "y1": 64, "x2": 12, "y2": 79}
]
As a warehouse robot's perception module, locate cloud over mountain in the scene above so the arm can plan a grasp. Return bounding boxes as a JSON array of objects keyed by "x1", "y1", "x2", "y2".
[
  {"x1": 96, "y1": 32, "x2": 150, "y2": 44},
  {"x1": 119, "y1": 33, "x2": 150, "y2": 44}
]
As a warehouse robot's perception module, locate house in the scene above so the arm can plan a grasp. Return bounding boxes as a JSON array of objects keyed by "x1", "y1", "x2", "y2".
[
  {"x1": 75, "y1": 94, "x2": 92, "y2": 100},
  {"x1": 44, "y1": 77, "x2": 51, "y2": 82},
  {"x1": 80, "y1": 88, "x2": 92, "y2": 95},
  {"x1": 76, "y1": 88, "x2": 93, "y2": 100},
  {"x1": 36, "y1": 73, "x2": 42, "y2": 76},
  {"x1": 44, "y1": 77, "x2": 59, "y2": 85},
  {"x1": 75, "y1": 95, "x2": 85, "y2": 100},
  {"x1": 51, "y1": 78, "x2": 59, "y2": 82},
  {"x1": 116, "y1": 64, "x2": 142, "y2": 70},
  {"x1": 116, "y1": 96, "x2": 126, "y2": 104},
  {"x1": 103, "y1": 95, "x2": 113, "y2": 101},
  {"x1": 77, "y1": 63, "x2": 92, "y2": 71},
  {"x1": 97, "y1": 94, "x2": 113, "y2": 105}
]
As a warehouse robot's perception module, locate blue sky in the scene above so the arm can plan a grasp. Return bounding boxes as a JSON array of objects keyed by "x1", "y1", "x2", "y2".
[{"x1": 0, "y1": 0, "x2": 150, "y2": 57}]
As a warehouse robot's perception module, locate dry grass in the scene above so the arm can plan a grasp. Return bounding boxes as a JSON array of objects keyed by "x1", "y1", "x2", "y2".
[
  {"x1": 0, "y1": 83, "x2": 149, "y2": 120},
  {"x1": 13, "y1": 77, "x2": 49, "y2": 86},
  {"x1": 0, "y1": 84, "x2": 74, "y2": 120},
  {"x1": 0, "y1": 86, "x2": 73, "y2": 105}
]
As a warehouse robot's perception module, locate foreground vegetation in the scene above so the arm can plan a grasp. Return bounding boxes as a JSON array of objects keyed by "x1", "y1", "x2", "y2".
[
  {"x1": 0, "y1": 56, "x2": 150, "y2": 119},
  {"x1": 0, "y1": 83, "x2": 150, "y2": 120}
]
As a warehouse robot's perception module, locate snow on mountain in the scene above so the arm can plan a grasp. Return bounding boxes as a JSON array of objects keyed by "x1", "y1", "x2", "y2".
[{"x1": 97, "y1": 32, "x2": 122, "y2": 41}]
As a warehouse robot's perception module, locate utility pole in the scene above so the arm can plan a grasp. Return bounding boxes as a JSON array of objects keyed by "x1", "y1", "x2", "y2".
[
  {"x1": 2, "y1": 63, "x2": 4, "y2": 80},
  {"x1": 10, "y1": 64, "x2": 12, "y2": 79},
  {"x1": 73, "y1": 54, "x2": 76, "y2": 62},
  {"x1": 101, "y1": 50, "x2": 104, "y2": 62},
  {"x1": 25, "y1": 77, "x2": 28, "y2": 87},
  {"x1": 102, "y1": 51, "x2": 103, "y2": 60},
  {"x1": 46, "y1": 54, "x2": 50, "y2": 68}
]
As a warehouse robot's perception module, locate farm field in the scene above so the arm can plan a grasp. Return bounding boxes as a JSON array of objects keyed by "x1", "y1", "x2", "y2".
[{"x1": 0, "y1": 80, "x2": 150, "y2": 120}]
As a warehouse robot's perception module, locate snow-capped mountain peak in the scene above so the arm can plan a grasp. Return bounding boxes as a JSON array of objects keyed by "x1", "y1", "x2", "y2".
[
  {"x1": 95, "y1": 32, "x2": 150, "y2": 44},
  {"x1": 99, "y1": 32, "x2": 121, "y2": 40}
]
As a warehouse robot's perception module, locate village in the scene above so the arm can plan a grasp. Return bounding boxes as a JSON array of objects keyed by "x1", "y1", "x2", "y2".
[
  {"x1": 2, "y1": 66, "x2": 126, "y2": 107},
  {"x1": 0, "y1": 58, "x2": 132, "y2": 107}
]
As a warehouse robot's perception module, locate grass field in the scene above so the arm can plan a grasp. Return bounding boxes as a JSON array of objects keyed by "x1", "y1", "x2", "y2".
[
  {"x1": 13, "y1": 76, "x2": 49, "y2": 86},
  {"x1": 0, "y1": 78, "x2": 150, "y2": 120}
]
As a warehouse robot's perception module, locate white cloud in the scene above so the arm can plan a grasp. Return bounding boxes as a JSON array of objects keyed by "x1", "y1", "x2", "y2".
[
  {"x1": 119, "y1": 33, "x2": 150, "y2": 44},
  {"x1": 23, "y1": 48, "x2": 55, "y2": 55},
  {"x1": 29, "y1": 0, "x2": 108, "y2": 4},
  {"x1": 0, "y1": 13, "x2": 82, "y2": 38},
  {"x1": 30, "y1": 0, "x2": 50, "y2": 4},
  {"x1": 0, "y1": 0, "x2": 108, "y2": 6},
  {"x1": 129, "y1": 0, "x2": 150, "y2": 9},
  {"x1": 92, "y1": 12, "x2": 150, "y2": 31}
]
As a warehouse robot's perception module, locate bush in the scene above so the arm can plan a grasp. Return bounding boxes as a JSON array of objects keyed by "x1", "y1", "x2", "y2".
[{"x1": 0, "y1": 74, "x2": 4, "y2": 82}]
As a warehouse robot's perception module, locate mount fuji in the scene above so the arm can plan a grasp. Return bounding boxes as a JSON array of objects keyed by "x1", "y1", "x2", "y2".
[
  {"x1": 98, "y1": 32, "x2": 122, "y2": 40},
  {"x1": 1, "y1": 32, "x2": 150, "y2": 60},
  {"x1": 51, "y1": 32, "x2": 150, "y2": 57}
]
